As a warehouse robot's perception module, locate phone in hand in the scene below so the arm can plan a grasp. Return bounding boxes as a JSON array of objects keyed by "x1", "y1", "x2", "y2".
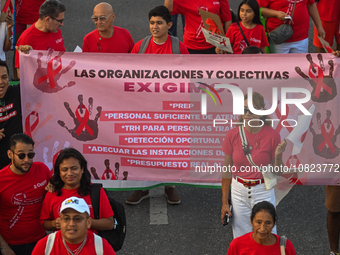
[{"x1": 223, "y1": 205, "x2": 232, "y2": 226}]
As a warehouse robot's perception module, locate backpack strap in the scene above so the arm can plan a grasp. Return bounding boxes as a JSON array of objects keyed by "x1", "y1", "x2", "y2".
[
  {"x1": 91, "y1": 183, "x2": 102, "y2": 219},
  {"x1": 280, "y1": 236, "x2": 287, "y2": 255},
  {"x1": 94, "y1": 233, "x2": 104, "y2": 255},
  {"x1": 45, "y1": 232, "x2": 57, "y2": 255},
  {"x1": 170, "y1": 36, "x2": 180, "y2": 54},
  {"x1": 239, "y1": 126, "x2": 261, "y2": 171},
  {"x1": 139, "y1": 35, "x2": 152, "y2": 53}
]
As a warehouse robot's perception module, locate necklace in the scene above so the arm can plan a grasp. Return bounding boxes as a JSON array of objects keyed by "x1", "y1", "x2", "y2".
[
  {"x1": 246, "y1": 127, "x2": 261, "y2": 150},
  {"x1": 62, "y1": 235, "x2": 87, "y2": 255},
  {"x1": 153, "y1": 38, "x2": 166, "y2": 45}
]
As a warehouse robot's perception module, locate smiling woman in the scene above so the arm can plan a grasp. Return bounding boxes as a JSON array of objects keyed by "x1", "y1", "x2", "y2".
[
  {"x1": 226, "y1": 201, "x2": 296, "y2": 255},
  {"x1": 40, "y1": 148, "x2": 115, "y2": 235}
]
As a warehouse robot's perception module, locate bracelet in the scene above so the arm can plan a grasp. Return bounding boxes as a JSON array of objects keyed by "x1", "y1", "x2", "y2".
[
  {"x1": 7, "y1": 36, "x2": 13, "y2": 41},
  {"x1": 1, "y1": 244, "x2": 8, "y2": 250}
]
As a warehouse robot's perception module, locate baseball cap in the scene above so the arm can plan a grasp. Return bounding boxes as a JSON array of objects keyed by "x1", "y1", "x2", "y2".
[{"x1": 60, "y1": 196, "x2": 90, "y2": 215}]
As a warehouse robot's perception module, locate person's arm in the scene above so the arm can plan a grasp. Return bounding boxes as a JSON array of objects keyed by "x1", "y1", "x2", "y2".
[
  {"x1": 224, "y1": 21, "x2": 231, "y2": 34},
  {"x1": 3, "y1": 14, "x2": 13, "y2": 52},
  {"x1": 43, "y1": 218, "x2": 61, "y2": 231},
  {"x1": 272, "y1": 139, "x2": 287, "y2": 175},
  {"x1": 261, "y1": 7, "x2": 289, "y2": 21},
  {"x1": 164, "y1": 0, "x2": 173, "y2": 13},
  {"x1": 15, "y1": 45, "x2": 33, "y2": 79},
  {"x1": 91, "y1": 216, "x2": 115, "y2": 231},
  {"x1": 260, "y1": 47, "x2": 267, "y2": 53},
  {"x1": 308, "y1": 3, "x2": 325, "y2": 39},
  {"x1": 0, "y1": 234, "x2": 15, "y2": 255},
  {"x1": 221, "y1": 154, "x2": 233, "y2": 222}
]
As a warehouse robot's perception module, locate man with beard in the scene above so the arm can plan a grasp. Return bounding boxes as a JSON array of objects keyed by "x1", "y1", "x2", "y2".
[{"x1": 0, "y1": 133, "x2": 51, "y2": 255}]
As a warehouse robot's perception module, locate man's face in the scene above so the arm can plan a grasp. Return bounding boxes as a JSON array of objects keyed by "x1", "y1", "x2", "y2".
[
  {"x1": 60, "y1": 208, "x2": 91, "y2": 244},
  {"x1": 47, "y1": 12, "x2": 65, "y2": 33},
  {"x1": 0, "y1": 66, "x2": 9, "y2": 99},
  {"x1": 93, "y1": 7, "x2": 115, "y2": 33},
  {"x1": 149, "y1": 16, "x2": 171, "y2": 40},
  {"x1": 8, "y1": 142, "x2": 34, "y2": 174}
]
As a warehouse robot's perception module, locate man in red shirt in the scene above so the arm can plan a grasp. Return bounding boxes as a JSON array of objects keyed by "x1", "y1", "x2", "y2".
[
  {"x1": 32, "y1": 197, "x2": 116, "y2": 255},
  {"x1": 13, "y1": 0, "x2": 45, "y2": 79},
  {"x1": 15, "y1": 0, "x2": 66, "y2": 78},
  {"x1": 83, "y1": 2, "x2": 134, "y2": 53},
  {"x1": 0, "y1": 133, "x2": 51, "y2": 255},
  {"x1": 128, "y1": 6, "x2": 188, "y2": 205}
]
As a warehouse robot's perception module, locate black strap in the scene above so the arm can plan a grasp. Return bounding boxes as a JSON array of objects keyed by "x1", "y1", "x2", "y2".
[
  {"x1": 90, "y1": 183, "x2": 102, "y2": 219},
  {"x1": 236, "y1": 22, "x2": 250, "y2": 47}
]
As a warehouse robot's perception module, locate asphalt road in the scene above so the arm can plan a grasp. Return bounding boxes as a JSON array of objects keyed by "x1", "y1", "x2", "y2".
[{"x1": 12, "y1": 0, "x2": 328, "y2": 254}]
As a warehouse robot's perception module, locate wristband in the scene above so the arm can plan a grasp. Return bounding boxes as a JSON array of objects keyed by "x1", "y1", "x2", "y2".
[{"x1": 1, "y1": 244, "x2": 8, "y2": 250}]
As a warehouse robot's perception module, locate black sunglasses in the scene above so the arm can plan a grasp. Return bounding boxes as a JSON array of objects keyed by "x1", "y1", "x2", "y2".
[
  {"x1": 244, "y1": 107, "x2": 254, "y2": 115},
  {"x1": 50, "y1": 16, "x2": 64, "y2": 24},
  {"x1": 12, "y1": 151, "x2": 36, "y2": 160}
]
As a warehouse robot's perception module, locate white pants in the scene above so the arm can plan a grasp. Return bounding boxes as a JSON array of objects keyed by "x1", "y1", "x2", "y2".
[
  {"x1": 271, "y1": 37, "x2": 308, "y2": 53},
  {"x1": 231, "y1": 177, "x2": 277, "y2": 238}
]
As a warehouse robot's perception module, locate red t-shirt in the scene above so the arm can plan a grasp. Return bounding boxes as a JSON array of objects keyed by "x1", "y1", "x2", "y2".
[
  {"x1": 0, "y1": 162, "x2": 51, "y2": 245},
  {"x1": 40, "y1": 186, "x2": 114, "y2": 234},
  {"x1": 222, "y1": 125, "x2": 281, "y2": 179},
  {"x1": 257, "y1": 0, "x2": 315, "y2": 42},
  {"x1": 82, "y1": 26, "x2": 135, "y2": 53},
  {"x1": 171, "y1": 0, "x2": 232, "y2": 50},
  {"x1": 16, "y1": 0, "x2": 45, "y2": 24},
  {"x1": 32, "y1": 230, "x2": 116, "y2": 255},
  {"x1": 15, "y1": 23, "x2": 65, "y2": 68},
  {"x1": 226, "y1": 23, "x2": 269, "y2": 54},
  {"x1": 102, "y1": 169, "x2": 116, "y2": 180},
  {"x1": 227, "y1": 232, "x2": 296, "y2": 255},
  {"x1": 131, "y1": 35, "x2": 189, "y2": 54},
  {"x1": 316, "y1": 0, "x2": 340, "y2": 21}
]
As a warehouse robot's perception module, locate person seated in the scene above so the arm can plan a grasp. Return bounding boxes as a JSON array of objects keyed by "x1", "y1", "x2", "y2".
[
  {"x1": 32, "y1": 197, "x2": 116, "y2": 254},
  {"x1": 40, "y1": 148, "x2": 115, "y2": 234},
  {"x1": 227, "y1": 201, "x2": 296, "y2": 255}
]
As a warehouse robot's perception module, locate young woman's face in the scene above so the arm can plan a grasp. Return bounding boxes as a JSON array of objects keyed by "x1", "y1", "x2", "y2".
[
  {"x1": 251, "y1": 210, "x2": 275, "y2": 243},
  {"x1": 239, "y1": 4, "x2": 255, "y2": 24}
]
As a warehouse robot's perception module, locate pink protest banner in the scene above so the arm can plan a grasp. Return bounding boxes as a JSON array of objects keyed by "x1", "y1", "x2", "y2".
[{"x1": 20, "y1": 51, "x2": 340, "y2": 189}]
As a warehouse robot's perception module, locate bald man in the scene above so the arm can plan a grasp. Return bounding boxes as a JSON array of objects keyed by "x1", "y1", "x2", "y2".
[{"x1": 82, "y1": 2, "x2": 134, "y2": 53}]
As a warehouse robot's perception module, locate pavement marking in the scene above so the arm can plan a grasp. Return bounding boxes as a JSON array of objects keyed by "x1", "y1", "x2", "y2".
[{"x1": 149, "y1": 186, "x2": 168, "y2": 225}]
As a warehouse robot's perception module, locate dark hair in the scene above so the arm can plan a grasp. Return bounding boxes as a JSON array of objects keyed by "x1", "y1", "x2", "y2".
[
  {"x1": 9, "y1": 133, "x2": 35, "y2": 150},
  {"x1": 39, "y1": 0, "x2": 66, "y2": 19},
  {"x1": 237, "y1": 0, "x2": 261, "y2": 25},
  {"x1": 149, "y1": 6, "x2": 171, "y2": 24},
  {"x1": 0, "y1": 60, "x2": 9, "y2": 76},
  {"x1": 251, "y1": 201, "x2": 277, "y2": 225},
  {"x1": 238, "y1": 92, "x2": 272, "y2": 126},
  {"x1": 242, "y1": 46, "x2": 262, "y2": 54},
  {"x1": 51, "y1": 148, "x2": 91, "y2": 196}
]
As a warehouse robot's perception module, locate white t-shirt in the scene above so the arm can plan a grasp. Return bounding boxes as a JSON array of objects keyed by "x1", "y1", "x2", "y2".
[{"x1": 0, "y1": 23, "x2": 7, "y2": 61}]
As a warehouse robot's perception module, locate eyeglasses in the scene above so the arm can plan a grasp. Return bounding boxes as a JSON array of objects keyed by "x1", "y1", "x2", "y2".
[
  {"x1": 61, "y1": 216, "x2": 88, "y2": 224},
  {"x1": 12, "y1": 151, "x2": 36, "y2": 160},
  {"x1": 50, "y1": 16, "x2": 64, "y2": 24},
  {"x1": 91, "y1": 13, "x2": 113, "y2": 22}
]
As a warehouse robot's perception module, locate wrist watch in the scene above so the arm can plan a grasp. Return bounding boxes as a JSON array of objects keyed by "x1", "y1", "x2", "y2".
[{"x1": 7, "y1": 36, "x2": 13, "y2": 41}]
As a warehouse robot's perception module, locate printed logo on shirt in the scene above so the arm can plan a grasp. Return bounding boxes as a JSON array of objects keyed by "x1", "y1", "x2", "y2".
[
  {"x1": 0, "y1": 110, "x2": 16, "y2": 122},
  {"x1": 0, "y1": 103, "x2": 13, "y2": 113},
  {"x1": 213, "y1": 1, "x2": 220, "y2": 5},
  {"x1": 250, "y1": 37, "x2": 261, "y2": 43},
  {"x1": 56, "y1": 38, "x2": 63, "y2": 44},
  {"x1": 33, "y1": 179, "x2": 47, "y2": 189}
]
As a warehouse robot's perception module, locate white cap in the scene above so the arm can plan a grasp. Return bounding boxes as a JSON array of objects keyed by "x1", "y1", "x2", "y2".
[{"x1": 60, "y1": 196, "x2": 90, "y2": 215}]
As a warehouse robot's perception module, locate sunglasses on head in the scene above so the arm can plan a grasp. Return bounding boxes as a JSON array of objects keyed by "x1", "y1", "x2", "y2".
[{"x1": 12, "y1": 151, "x2": 35, "y2": 160}]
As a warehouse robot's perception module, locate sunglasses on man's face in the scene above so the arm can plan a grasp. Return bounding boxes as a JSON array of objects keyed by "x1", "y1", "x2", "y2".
[
  {"x1": 12, "y1": 151, "x2": 36, "y2": 160},
  {"x1": 244, "y1": 107, "x2": 254, "y2": 115}
]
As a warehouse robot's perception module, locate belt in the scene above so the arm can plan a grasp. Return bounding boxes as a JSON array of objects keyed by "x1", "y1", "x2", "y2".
[{"x1": 234, "y1": 176, "x2": 264, "y2": 187}]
